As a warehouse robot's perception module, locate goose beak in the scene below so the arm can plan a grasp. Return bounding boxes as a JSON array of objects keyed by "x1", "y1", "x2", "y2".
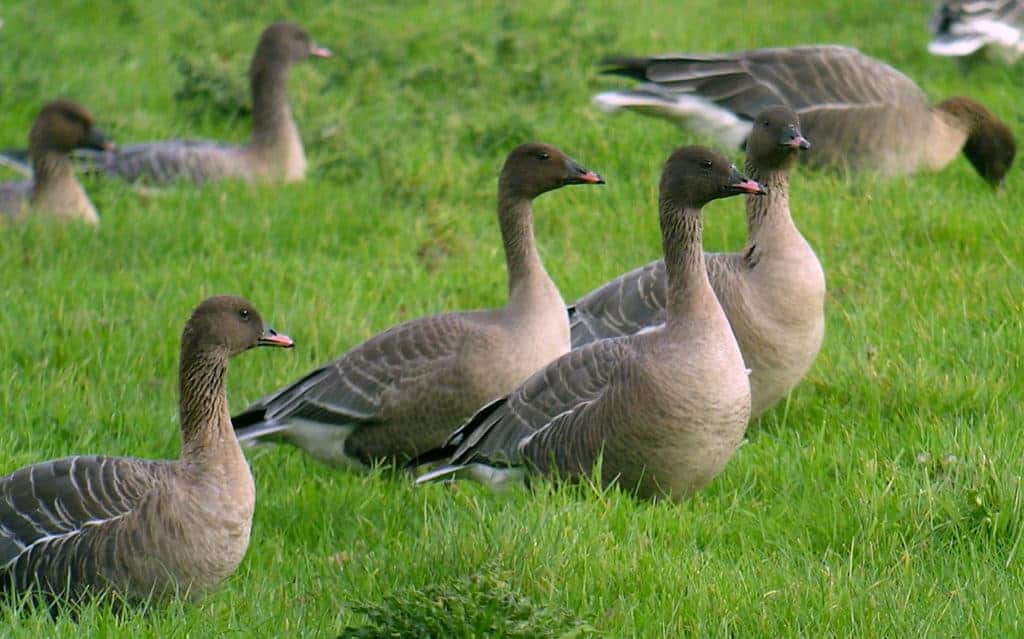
[
  {"x1": 310, "y1": 44, "x2": 332, "y2": 58},
  {"x1": 727, "y1": 166, "x2": 766, "y2": 195},
  {"x1": 85, "y1": 127, "x2": 115, "y2": 152},
  {"x1": 565, "y1": 159, "x2": 605, "y2": 185},
  {"x1": 258, "y1": 326, "x2": 294, "y2": 348},
  {"x1": 781, "y1": 132, "x2": 810, "y2": 150}
]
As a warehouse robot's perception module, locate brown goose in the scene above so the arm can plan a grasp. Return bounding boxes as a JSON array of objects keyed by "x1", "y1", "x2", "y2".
[
  {"x1": 593, "y1": 45, "x2": 1016, "y2": 186},
  {"x1": 0, "y1": 100, "x2": 112, "y2": 225},
  {"x1": 232, "y1": 143, "x2": 604, "y2": 467},
  {"x1": 0, "y1": 296, "x2": 293, "y2": 602},
  {"x1": 416, "y1": 146, "x2": 762, "y2": 501},
  {"x1": 79, "y1": 22, "x2": 330, "y2": 184},
  {"x1": 570, "y1": 106, "x2": 825, "y2": 419}
]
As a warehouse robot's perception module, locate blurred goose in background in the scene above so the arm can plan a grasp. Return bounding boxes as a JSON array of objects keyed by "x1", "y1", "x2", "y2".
[
  {"x1": 232, "y1": 143, "x2": 604, "y2": 468},
  {"x1": 0, "y1": 100, "x2": 112, "y2": 225},
  {"x1": 416, "y1": 147, "x2": 762, "y2": 501},
  {"x1": 0, "y1": 296, "x2": 293, "y2": 602},
  {"x1": 569, "y1": 106, "x2": 824, "y2": 419},
  {"x1": 929, "y1": 0, "x2": 1024, "y2": 63},
  {"x1": 41, "y1": 22, "x2": 329, "y2": 185},
  {"x1": 593, "y1": 45, "x2": 1016, "y2": 186}
]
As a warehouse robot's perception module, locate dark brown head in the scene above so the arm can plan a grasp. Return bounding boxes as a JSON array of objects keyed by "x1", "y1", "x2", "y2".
[
  {"x1": 939, "y1": 97, "x2": 1016, "y2": 187},
  {"x1": 182, "y1": 295, "x2": 294, "y2": 357},
  {"x1": 28, "y1": 100, "x2": 113, "y2": 155},
  {"x1": 498, "y1": 142, "x2": 604, "y2": 199},
  {"x1": 746, "y1": 105, "x2": 809, "y2": 171},
  {"x1": 253, "y1": 22, "x2": 332, "y2": 68},
  {"x1": 660, "y1": 145, "x2": 765, "y2": 209}
]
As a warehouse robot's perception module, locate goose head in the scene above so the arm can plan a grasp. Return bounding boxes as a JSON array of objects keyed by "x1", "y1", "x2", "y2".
[
  {"x1": 254, "y1": 22, "x2": 332, "y2": 67},
  {"x1": 938, "y1": 97, "x2": 1016, "y2": 188},
  {"x1": 498, "y1": 142, "x2": 604, "y2": 199},
  {"x1": 28, "y1": 100, "x2": 113, "y2": 155},
  {"x1": 746, "y1": 105, "x2": 809, "y2": 171},
  {"x1": 660, "y1": 145, "x2": 765, "y2": 209},
  {"x1": 182, "y1": 295, "x2": 294, "y2": 357}
]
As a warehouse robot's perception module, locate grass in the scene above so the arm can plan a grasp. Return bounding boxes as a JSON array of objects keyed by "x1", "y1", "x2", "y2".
[{"x1": 1, "y1": 0, "x2": 1023, "y2": 635}]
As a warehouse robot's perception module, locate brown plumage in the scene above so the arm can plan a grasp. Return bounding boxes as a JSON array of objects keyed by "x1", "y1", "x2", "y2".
[
  {"x1": 593, "y1": 45, "x2": 1016, "y2": 186},
  {"x1": 232, "y1": 143, "x2": 604, "y2": 468},
  {"x1": 569, "y1": 106, "x2": 825, "y2": 418},
  {"x1": 417, "y1": 146, "x2": 761, "y2": 501},
  {"x1": 0, "y1": 296, "x2": 293, "y2": 603},
  {"x1": 0, "y1": 100, "x2": 112, "y2": 225},
  {"x1": 79, "y1": 22, "x2": 330, "y2": 184}
]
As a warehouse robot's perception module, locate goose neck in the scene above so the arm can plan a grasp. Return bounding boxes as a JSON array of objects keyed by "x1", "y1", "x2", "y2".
[
  {"x1": 661, "y1": 201, "x2": 715, "y2": 329},
  {"x1": 30, "y1": 151, "x2": 76, "y2": 196},
  {"x1": 743, "y1": 162, "x2": 793, "y2": 239},
  {"x1": 497, "y1": 192, "x2": 547, "y2": 301},
  {"x1": 249, "y1": 59, "x2": 295, "y2": 147},
  {"x1": 177, "y1": 342, "x2": 234, "y2": 462}
]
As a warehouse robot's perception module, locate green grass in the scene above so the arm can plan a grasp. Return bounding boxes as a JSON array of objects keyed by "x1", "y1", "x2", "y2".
[{"x1": 2, "y1": 0, "x2": 1023, "y2": 635}]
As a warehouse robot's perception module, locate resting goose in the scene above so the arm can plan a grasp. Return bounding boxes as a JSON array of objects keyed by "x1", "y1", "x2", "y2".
[
  {"x1": 0, "y1": 296, "x2": 293, "y2": 602},
  {"x1": 0, "y1": 100, "x2": 112, "y2": 225},
  {"x1": 593, "y1": 45, "x2": 1016, "y2": 186},
  {"x1": 416, "y1": 146, "x2": 763, "y2": 501},
  {"x1": 570, "y1": 106, "x2": 824, "y2": 419},
  {"x1": 231, "y1": 143, "x2": 604, "y2": 467},
  {"x1": 929, "y1": 0, "x2": 1024, "y2": 63},
  {"x1": 78, "y1": 22, "x2": 329, "y2": 184}
]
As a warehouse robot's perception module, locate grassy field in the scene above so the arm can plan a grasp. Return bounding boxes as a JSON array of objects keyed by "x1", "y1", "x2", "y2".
[{"x1": 2, "y1": 0, "x2": 1023, "y2": 635}]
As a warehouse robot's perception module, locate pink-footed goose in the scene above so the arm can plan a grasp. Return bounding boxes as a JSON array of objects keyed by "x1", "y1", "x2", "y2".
[
  {"x1": 593, "y1": 45, "x2": 1016, "y2": 186},
  {"x1": 0, "y1": 100, "x2": 112, "y2": 225},
  {"x1": 80, "y1": 22, "x2": 330, "y2": 184},
  {"x1": 0, "y1": 296, "x2": 293, "y2": 602},
  {"x1": 570, "y1": 106, "x2": 824, "y2": 419},
  {"x1": 416, "y1": 146, "x2": 763, "y2": 501},
  {"x1": 231, "y1": 143, "x2": 604, "y2": 467},
  {"x1": 929, "y1": 0, "x2": 1024, "y2": 63}
]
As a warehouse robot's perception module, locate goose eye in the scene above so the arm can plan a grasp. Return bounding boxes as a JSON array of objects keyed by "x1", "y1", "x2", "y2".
[
  {"x1": 238, "y1": 308, "x2": 250, "y2": 321},
  {"x1": 700, "y1": 160, "x2": 713, "y2": 169},
  {"x1": 535, "y1": 152, "x2": 550, "y2": 161}
]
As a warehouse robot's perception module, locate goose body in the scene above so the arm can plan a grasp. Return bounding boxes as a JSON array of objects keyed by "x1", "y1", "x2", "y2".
[
  {"x1": 0, "y1": 100, "x2": 111, "y2": 225},
  {"x1": 232, "y1": 143, "x2": 604, "y2": 467},
  {"x1": 75, "y1": 22, "x2": 329, "y2": 185},
  {"x1": 0, "y1": 296, "x2": 293, "y2": 602},
  {"x1": 570, "y1": 106, "x2": 824, "y2": 419},
  {"x1": 593, "y1": 45, "x2": 1016, "y2": 186},
  {"x1": 417, "y1": 146, "x2": 761, "y2": 501},
  {"x1": 929, "y1": 0, "x2": 1024, "y2": 63}
]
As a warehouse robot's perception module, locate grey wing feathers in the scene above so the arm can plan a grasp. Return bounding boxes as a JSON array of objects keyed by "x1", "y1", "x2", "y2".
[
  {"x1": 233, "y1": 313, "x2": 473, "y2": 436},
  {"x1": 605, "y1": 45, "x2": 927, "y2": 120},
  {"x1": 446, "y1": 338, "x2": 636, "y2": 467},
  {"x1": 77, "y1": 140, "x2": 240, "y2": 184},
  {"x1": 0, "y1": 455, "x2": 158, "y2": 589},
  {"x1": 569, "y1": 260, "x2": 667, "y2": 348},
  {"x1": 0, "y1": 181, "x2": 31, "y2": 218}
]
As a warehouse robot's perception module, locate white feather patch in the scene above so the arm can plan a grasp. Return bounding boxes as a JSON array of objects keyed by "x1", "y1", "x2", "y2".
[{"x1": 593, "y1": 90, "x2": 752, "y2": 150}]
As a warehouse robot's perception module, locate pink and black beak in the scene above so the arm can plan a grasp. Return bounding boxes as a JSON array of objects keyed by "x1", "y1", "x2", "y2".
[
  {"x1": 780, "y1": 125, "x2": 810, "y2": 151},
  {"x1": 310, "y1": 42, "x2": 332, "y2": 59},
  {"x1": 564, "y1": 157, "x2": 605, "y2": 186},
  {"x1": 726, "y1": 165, "x2": 767, "y2": 195},
  {"x1": 258, "y1": 325, "x2": 294, "y2": 348},
  {"x1": 84, "y1": 127, "x2": 115, "y2": 152}
]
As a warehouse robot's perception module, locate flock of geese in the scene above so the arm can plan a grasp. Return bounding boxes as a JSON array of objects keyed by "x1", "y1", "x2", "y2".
[{"x1": 0, "y1": 1, "x2": 1020, "y2": 610}]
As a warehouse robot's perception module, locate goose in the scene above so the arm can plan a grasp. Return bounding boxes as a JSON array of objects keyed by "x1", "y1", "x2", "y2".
[
  {"x1": 0, "y1": 100, "x2": 112, "y2": 225},
  {"x1": 0, "y1": 296, "x2": 293, "y2": 602},
  {"x1": 74, "y1": 22, "x2": 329, "y2": 184},
  {"x1": 569, "y1": 106, "x2": 824, "y2": 419},
  {"x1": 415, "y1": 146, "x2": 763, "y2": 501},
  {"x1": 929, "y1": 0, "x2": 1024, "y2": 64},
  {"x1": 231, "y1": 143, "x2": 604, "y2": 468},
  {"x1": 592, "y1": 45, "x2": 1016, "y2": 186}
]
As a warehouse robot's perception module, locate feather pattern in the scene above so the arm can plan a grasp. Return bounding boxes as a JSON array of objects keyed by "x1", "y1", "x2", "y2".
[{"x1": 929, "y1": 0, "x2": 1024, "y2": 62}]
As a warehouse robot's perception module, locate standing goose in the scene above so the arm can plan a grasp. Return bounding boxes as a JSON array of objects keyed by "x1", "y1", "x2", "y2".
[
  {"x1": 416, "y1": 146, "x2": 763, "y2": 501},
  {"x1": 593, "y1": 45, "x2": 1016, "y2": 186},
  {"x1": 231, "y1": 143, "x2": 604, "y2": 467},
  {"x1": 78, "y1": 22, "x2": 330, "y2": 184},
  {"x1": 0, "y1": 296, "x2": 293, "y2": 602},
  {"x1": 929, "y1": 0, "x2": 1024, "y2": 64},
  {"x1": 0, "y1": 100, "x2": 112, "y2": 225},
  {"x1": 569, "y1": 106, "x2": 824, "y2": 419}
]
